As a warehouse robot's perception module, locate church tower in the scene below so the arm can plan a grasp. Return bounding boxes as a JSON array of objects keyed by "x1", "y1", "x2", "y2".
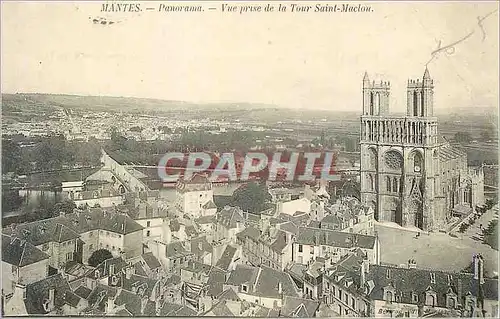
[{"x1": 360, "y1": 69, "x2": 442, "y2": 231}]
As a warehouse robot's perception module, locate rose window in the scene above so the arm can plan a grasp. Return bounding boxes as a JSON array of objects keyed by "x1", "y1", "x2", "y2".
[{"x1": 384, "y1": 151, "x2": 403, "y2": 170}]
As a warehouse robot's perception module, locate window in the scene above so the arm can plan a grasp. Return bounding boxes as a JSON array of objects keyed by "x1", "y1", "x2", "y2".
[
  {"x1": 147, "y1": 221, "x2": 151, "y2": 227},
  {"x1": 385, "y1": 291, "x2": 393, "y2": 303},
  {"x1": 89, "y1": 244, "x2": 94, "y2": 250},
  {"x1": 412, "y1": 293, "x2": 418, "y2": 303},
  {"x1": 112, "y1": 246, "x2": 115, "y2": 250},
  {"x1": 42, "y1": 244, "x2": 49, "y2": 251},
  {"x1": 89, "y1": 231, "x2": 93, "y2": 237},
  {"x1": 106, "y1": 232, "x2": 110, "y2": 236},
  {"x1": 386, "y1": 269, "x2": 391, "y2": 279},
  {"x1": 425, "y1": 293, "x2": 435, "y2": 306},
  {"x1": 430, "y1": 273, "x2": 436, "y2": 284},
  {"x1": 66, "y1": 252, "x2": 73, "y2": 261},
  {"x1": 447, "y1": 296, "x2": 456, "y2": 309},
  {"x1": 393, "y1": 177, "x2": 398, "y2": 193},
  {"x1": 147, "y1": 231, "x2": 151, "y2": 237},
  {"x1": 386, "y1": 176, "x2": 391, "y2": 192},
  {"x1": 298, "y1": 244, "x2": 303, "y2": 253},
  {"x1": 242, "y1": 285, "x2": 248, "y2": 292}
]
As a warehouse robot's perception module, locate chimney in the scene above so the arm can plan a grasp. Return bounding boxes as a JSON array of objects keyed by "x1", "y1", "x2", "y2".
[
  {"x1": 14, "y1": 283, "x2": 27, "y2": 299},
  {"x1": 360, "y1": 259, "x2": 368, "y2": 287},
  {"x1": 278, "y1": 282, "x2": 283, "y2": 295},
  {"x1": 140, "y1": 296, "x2": 148, "y2": 315},
  {"x1": 155, "y1": 295, "x2": 163, "y2": 315},
  {"x1": 408, "y1": 259, "x2": 417, "y2": 269},
  {"x1": 473, "y1": 254, "x2": 480, "y2": 280},
  {"x1": 478, "y1": 254, "x2": 485, "y2": 285},
  {"x1": 107, "y1": 295, "x2": 115, "y2": 313},
  {"x1": 48, "y1": 287, "x2": 55, "y2": 311}
]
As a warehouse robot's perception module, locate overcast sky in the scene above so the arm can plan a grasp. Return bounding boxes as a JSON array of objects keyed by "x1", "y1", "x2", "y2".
[{"x1": 1, "y1": 1, "x2": 498, "y2": 112}]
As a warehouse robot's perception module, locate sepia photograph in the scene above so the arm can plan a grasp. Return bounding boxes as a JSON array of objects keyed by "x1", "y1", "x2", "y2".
[{"x1": 1, "y1": 1, "x2": 498, "y2": 317}]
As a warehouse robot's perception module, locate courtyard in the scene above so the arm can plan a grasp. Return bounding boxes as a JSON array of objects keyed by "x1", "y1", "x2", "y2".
[{"x1": 375, "y1": 210, "x2": 498, "y2": 275}]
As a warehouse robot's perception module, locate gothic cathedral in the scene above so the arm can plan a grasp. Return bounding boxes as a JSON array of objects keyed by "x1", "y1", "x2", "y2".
[{"x1": 359, "y1": 68, "x2": 485, "y2": 231}]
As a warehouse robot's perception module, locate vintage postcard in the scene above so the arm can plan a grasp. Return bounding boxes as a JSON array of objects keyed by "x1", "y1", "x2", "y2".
[{"x1": 1, "y1": 1, "x2": 498, "y2": 317}]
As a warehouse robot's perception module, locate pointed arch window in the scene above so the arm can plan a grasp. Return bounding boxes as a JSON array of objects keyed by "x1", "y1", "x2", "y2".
[
  {"x1": 393, "y1": 177, "x2": 399, "y2": 193},
  {"x1": 370, "y1": 92, "x2": 375, "y2": 115},
  {"x1": 413, "y1": 91, "x2": 418, "y2": 116},
  {"x1": 374, "y1": 92, "x2": 380, "y2": 115},
  {"x1": 421, "y1": 91, "x2": 425, "y2": 116},
  {"x1": 414, "y1": 152, "x2": 422, "y2": 172},
  {"x1": 386, "y1": 176, "x2": 392, "y2": 192}
]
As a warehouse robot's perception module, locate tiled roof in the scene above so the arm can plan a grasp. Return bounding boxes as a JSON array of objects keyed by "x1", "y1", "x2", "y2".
[
  {"x1": 2, "y1": 234, "x2": 49, "y2": 267},
  {"x1": 4, "y1": 219, "x2": 80, "y2": 246},
  {"x1": 366, "y1": 265, "x2": 498, "y2": 306},
  {"x1": 85, "y1": 256, "x2": 128, "y2": 279},
  {"x1": 215, "y1": 245, "x2": 237, "y2": 271},
  {"x1": 86, "y1": 284, "x2": 118, "y2": 313},
  {"x1": 206, "y1": 300, "x2": 235, "y2": 316},
  {"x1": 195, "y1": 215, "x2": 215, "y2": 225},
  {"x1": 439, "y1": 146, "x2": 466, "y2": 162},
  {"x1": 202, "y1": 200, "x2": 217, "y2": 209},
  {"x1": 24, "y1": 273, "x2": 73, "y2": 315},
  {"x1": 296, "y1": 226, "x2": 376, "y2": 249},
  {"x1": 74, "y1": 286, "x2": 92, "y2": 299},
  {"x1": 217, "y1": 287, "x2": 241, "y2": 302},
  {"x1": 4, "y1": 208, "x2": 144, "y2": 246},
  {"x1": 141, "y1": 252, "x2": 161, "y2": 269},
  {"x1": 252, "y1": 265, "x2": 301, "y2": 299},
  {"x1": 165, "y1": 241, "x2": 193, "y2": 259},
  {"x1": 236, "y1": 225, "x2": 261, "y2": 242},
  {"x1": 185, "y1": 225, "x2": 199, "y2": 237},
  {"x1": 176, "y1": 173, "x2": 212, "y2": 193},
  {"x1": 190, "y1": 236, "x2": 213, "y2": 258},
  {"x1": 282, "y1": 296, "x2": 320, "y2": 317},
  {"x1": 226, "y1": 264, "x2": 260, "y2": 286},
  {"x1": 206, "y1": 266, "x2": 225, "y2": 297},
  {"x1": 216, "y1": 206, "x2": 246, "y2": 229}
]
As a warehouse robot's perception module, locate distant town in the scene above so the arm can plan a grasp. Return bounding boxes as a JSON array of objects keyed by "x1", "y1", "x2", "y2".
[{"x1": 1, "y1": 69, "x2": 499, "y2": 317}]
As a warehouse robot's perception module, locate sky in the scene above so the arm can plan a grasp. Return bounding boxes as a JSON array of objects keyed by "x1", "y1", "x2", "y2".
[{"x1": 1, "y1": 1, "x2": 498, "y2": 112}]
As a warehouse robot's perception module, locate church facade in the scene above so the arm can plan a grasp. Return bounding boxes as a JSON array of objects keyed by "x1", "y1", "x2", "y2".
[{"x1": 359, "y1": 68, "x2": 484, "y2": 231}]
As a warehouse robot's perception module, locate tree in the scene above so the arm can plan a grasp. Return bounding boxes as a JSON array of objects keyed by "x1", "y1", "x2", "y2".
[
  {"x1": 229, "y1": 182, "x2": 272, "y2": 213},
  {"x1": 88, "y1": 249, "x2": 113, "y2": 267},
  {"x1": 480, "y1": 130, "x2": 492, "y2": 142},
  {"x1": 482, "y1": 219, "x2": 498, "y2": 250},
  {"x1": 454, "y1": 132, "x2": 472, "y2": 144},
  {"x1": 52, "y1": 200, "x2": 76, "y2": 215}
]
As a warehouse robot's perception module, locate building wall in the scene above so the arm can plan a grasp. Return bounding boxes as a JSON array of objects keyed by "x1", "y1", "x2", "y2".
[
  {"x1": 74, "y1": 196, "x2": 124, "y2": 208},
  {"x1": 37, "y1": 240, "x2": 78, "y2": 269},
  {"x1": 123, "y1": 231, "x2": 143, "y2": 259},
  {"x1": 80, "y1": 230, "x2": 99, "y2": 264},
  {"x1": 292, "y1": 242, "x2": 376, "y2": 265},
  {"x1": 237, "y1": 292, "x2": 282, "y2": 309},
  {"x1": 97, "y1": 230, "x2": 125, "y2": 257},
  {"x1": 136, "y1": 217, "x2": 164, "y2": 242},
  {"x1": 177, "y1": 190, "x2": 214, "y2": 218},
  {"x1": 372, "y1": 300, "x2": 419, "y2": 318}
]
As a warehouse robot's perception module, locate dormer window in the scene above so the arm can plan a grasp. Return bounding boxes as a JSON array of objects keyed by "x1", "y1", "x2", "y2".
[
  {"x1": 412, "y1": 293, "x2": 418, "y2": 303},
  {"x1": 425, "y1": 291, "x2": 436, "y2": 307},
  {"x1": 42, "y1": 299, "x2": 51, "y2": 312},
  {"x1": 385, "y1": 290, "x2": 393, "y2": 303},
  {"x1": 242, "y1": 284, "x2": 248, "y2": 293},
  {"x1": 447, "y1": 295, "x2": 457, "y2": 309}
]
